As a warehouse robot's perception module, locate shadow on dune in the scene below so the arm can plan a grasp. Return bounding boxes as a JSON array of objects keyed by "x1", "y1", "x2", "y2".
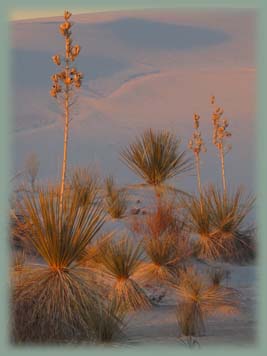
[{"x1": 98, "y1": 18, "x2": 230, "y2": 51}]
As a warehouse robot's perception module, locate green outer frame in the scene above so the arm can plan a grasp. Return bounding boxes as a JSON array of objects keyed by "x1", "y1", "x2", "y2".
[{"x1": 0, "y1": 0, "x2": 266, "y2": 355}]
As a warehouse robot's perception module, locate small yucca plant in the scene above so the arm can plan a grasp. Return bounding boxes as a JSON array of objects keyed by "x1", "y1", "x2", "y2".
[
  {"x1": 207, "y1": 185, "x2": 255, "y2": 262},
  {"x1": 131, "y1": 201, "x2": 192, "y2": 283},
  {"x1": 68, "y1": 167, "x2": 100, "y2": 207},
  {"x1": 90, "y1": 297, "x2": 126, "y2": 343},
  {"x1": 104, "y1": 175, "x2": 128, "y2": 219},
  {"x1": 97, "y1": 237, "x2": 151, "y2": 312},
  {"x1": 180, "y1": 192, "x2": 219, "y2": 260},
  {"x1": 120, "y1": 129, "x2": 193, "y2": 197},
  {"x1": 172, "y1": 267, "x2": 240, "y2": 337},
  {"x1": 11, "y1": 183, "x2": 109, "y2": 343}
]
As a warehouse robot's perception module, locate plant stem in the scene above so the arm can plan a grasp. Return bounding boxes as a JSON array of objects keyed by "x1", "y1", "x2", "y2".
[
  {"x1": 219, "y1": 144, "x2": 227, "y2": 196},
  {"x1": 59, "y1": 52, "x2": 70, "y2": 219},
  {"x1": 194, "y1": 152, "x2": 202, "y2": 197}
]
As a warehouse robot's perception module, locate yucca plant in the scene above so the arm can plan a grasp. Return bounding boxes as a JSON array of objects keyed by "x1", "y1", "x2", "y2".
[
  {"x1": 90, "y1": 297, "x2": 126, "y2": 343},
  {"x1": 131, "y1": 201, "x2": 192, "y2": 283},
  {"x1": 179, "y1": 192, "x2": 219, "y2": 260},
  {"x1": 68, "y1": 167, "x2": 100, "y2": 207},
  {"x1": 207, "y1": 185, "x2": 255, "y2": 262},
  {"x1": 24, "y1": 152, "x2": 40, "y2": 191},
  {"x1": 120, "y1": 129, "x2": 193, "y2": 197},
  {"x1": 172, "y1": 267, "x2": 240, "y2": 337},
  {"x1": 97, "y1": 237, "x2": 151, "y2": 312},
  {"x1": 104, "y1": 175, "x2": 128, "y2": 219},
  {"x1": 11, "y1": 183, "x2": 110, "y2": 343}
]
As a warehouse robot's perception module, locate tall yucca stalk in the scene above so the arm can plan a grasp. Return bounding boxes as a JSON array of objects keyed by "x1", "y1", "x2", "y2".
[
  {"x1": 211, "y1": 96, "x2": 232, "y2": 196},
  {"x1": 188, "y1": 114, "x2": 206, "y2": 197},
  {"x1": 50, "y1": 10, "x2": 83, "y2": 218},
  {"x1": 120, "y1": 129, "x2": 193, "y2": 198},
  {"x1": 11, "y1": 183, "x2": 107, "y2": 343}
]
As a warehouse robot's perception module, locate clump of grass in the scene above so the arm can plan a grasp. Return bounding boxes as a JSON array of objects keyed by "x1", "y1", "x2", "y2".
[
  {"x1": 104, "y1": 175, "x2": 128, "y2": 219},
  {"x1": 97, "y1": 237, "x2": 151, "y2": 312},
  {"x1": 11, "y1": 181, "x2": 110, "y2": 343},
  {"x1": 131, "y1": 200, "x2": 192, "y2": 283},
  {"x1": 172, "y1": 267, "x2": 240, "y2": 337}
]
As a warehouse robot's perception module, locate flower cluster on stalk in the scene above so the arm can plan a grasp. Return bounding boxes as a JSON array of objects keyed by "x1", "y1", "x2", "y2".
[
  {"x1": 211, "y1": 96, "x2": 232, "y2": 152},
  {"x1": 50, "y1": 11, "x2": 83, "y2": 98},
  {"x1": 188, "y1": 113, "x2": 207, "y2": 155}
]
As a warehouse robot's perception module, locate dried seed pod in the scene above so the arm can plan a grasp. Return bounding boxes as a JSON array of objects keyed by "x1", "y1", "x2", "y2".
[
  {"x1": 211, "y1": 95, "x2": 215, "y2": 104},
  {"x1": 60, "y1": 22, "x2": 71, "y2": 31},
  {"x1": 50, "y1": 88, "x2": 57, "y2": 97},
  {"x1": 65, "y1": 77, "x2": 72, "y2": 85},
  {"x1": 51, "y1": 74, "x2": 58, "y2": 82},
  {"x1": 64, "y1": 10, "x2": 72, "y2": 20},
  {"x1": 52, "y1": 55, "x2": 61, "y2": 66}
]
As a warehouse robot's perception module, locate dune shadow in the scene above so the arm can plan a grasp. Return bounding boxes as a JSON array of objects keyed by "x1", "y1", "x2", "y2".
[{"x1": 98, "y1": 17, "x2": 230, "y2": 50}]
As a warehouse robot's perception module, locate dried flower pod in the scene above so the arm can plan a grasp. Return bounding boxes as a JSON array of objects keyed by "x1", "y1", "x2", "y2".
[
  {"x1": 50, "y1": 88, "x2": 57, "y2": 97},
  {"x1": 72, "y1": 45, "x2": 81, "y2": 57},
  {"x1": 60, "y1": 22, "x2": 71, "y2": 31},
  {"x1": 65, "y1": 77, "x2": 73, "y2": 85},
  {"x1": 211, "y1": 95, "x2": 215, "y2": 104},
  {"x1": 64, "y1": 10, "x2": 72, "y2": 20},
  {"x1": 70, "y1": 68, "x2": 77, "y2": 75},
  {"x1": 52, "y1": 55, "x2": 61, "y2": 66},
  {"x1": 75, "y1": 81, "x2": 81, "y2": 88},
  {"x1": 51, "y1": 74, "x2": 58, "y2": 82}
]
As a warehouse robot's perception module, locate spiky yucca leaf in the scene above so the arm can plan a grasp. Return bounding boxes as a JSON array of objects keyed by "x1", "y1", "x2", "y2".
[
  {"x1": 105, "y1": 175, "x2": 127, "y2": 219},
  {"x1": 97, "y1": 237, "x2": 151, "y2": 311},
  {"x1": 120, "y1": 129, "x2": 192, "y2": 192},
  {"x1": 172, "y1": 267, "x2": 240, "y2": 337}
]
